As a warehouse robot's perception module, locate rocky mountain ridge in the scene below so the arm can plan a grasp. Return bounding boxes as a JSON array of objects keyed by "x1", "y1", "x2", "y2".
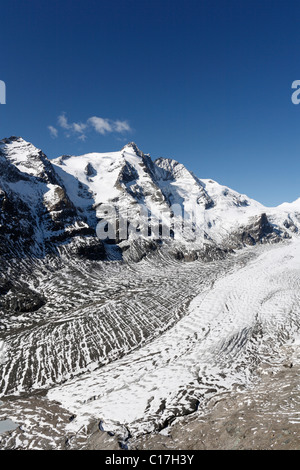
[{"x1": 0, "y1": 136, "x2": 299, "y2": 264}]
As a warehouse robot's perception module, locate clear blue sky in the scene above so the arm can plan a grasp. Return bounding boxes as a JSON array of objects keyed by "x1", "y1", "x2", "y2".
[{"x1": 1, "y1": 0, "x2": 300, "y2": 206}]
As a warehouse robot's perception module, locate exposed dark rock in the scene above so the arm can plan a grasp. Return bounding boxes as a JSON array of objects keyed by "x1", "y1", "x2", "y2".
[
  {"x1": 120, "y1": 239, "x2": 160, "y2": 262},
  {"x1": 116, "y1": 161, "x2": 139, "y2": 186},
  {"x1": 2, "y1": 287, "x2": 46, "y2": 314},
  {"x1": 0, "y1": 281, "x2": 12, "y2": 296},
  {"x1": 283, "y1": 219, "x2": 298, "y2": 233},
  {"x1": 227, "y1": 213, "x2": 288, "y2": 248},
  {"x1": 74, "y1": 238, "x2": 106, "y2": 260},
  {"x1": 173, "y1": 245, "x2": 229, "y2": 262},
  {"x1": 84, "y1": 163, "x2": 97, "y2": 178}
]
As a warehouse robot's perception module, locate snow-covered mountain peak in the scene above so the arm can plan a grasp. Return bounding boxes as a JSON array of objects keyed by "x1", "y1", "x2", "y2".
[
  {"x1": 122, "y1": 142, "x2": 144, "y2": 158},
  {"x1": 0, "y1": 136, "x2": 51, "y2": 179},
  {"x1": 0, "y1": 135, "x2": 41, "y2": 158},
  {"x1": 0, "y1": 136, "x2": 26, "y2": 145},
  {"x1": 277, "y1": 197, "x2": 300, "y2": 211}
]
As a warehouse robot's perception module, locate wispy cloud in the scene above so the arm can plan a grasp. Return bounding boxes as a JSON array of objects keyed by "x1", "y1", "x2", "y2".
[
  {"x1": 57, "y1": 113, "x2": 87, "y2": 139},
  {"x1": 73, "y1": 122, "x2": 87, "y2": 134},
  {"x1": 87, "y1": 116, "x2": 131, "y2": 135},
  {"x1": 114, "y1": 120, "x2": 131, "y2": 133},
  {"x1": 87, "y1": 116, "x2": 113, "y2": 135},
  {"x1": 48, "y1": 125, "x2": 58, "y2": 138},
  {"x1": 48, "y1": 113, "x2": 132, "y2": 141},
  {"x1": 57, "y1": 113, "x2": 70, "y2": 130}
]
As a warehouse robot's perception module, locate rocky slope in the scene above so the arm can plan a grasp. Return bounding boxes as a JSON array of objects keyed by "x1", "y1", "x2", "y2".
[{"x1": 0, "y1": 136, "x2": 104, "y2": 260}]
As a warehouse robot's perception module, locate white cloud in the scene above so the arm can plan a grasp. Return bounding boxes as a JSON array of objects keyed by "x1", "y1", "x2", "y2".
[
  {"x1": 113, "y1": 120, "x2": 131, "y2": 133},
  {"x1": 57, "y1": 113, "x2": 87, "y2": 140},
  {"x1": 58, "y1": 113, "x2": 70, "y2": 130},
  {"x1": 48, "y1": 125, "x2": 58, "y2": 138},
  {"x1": 72, "y1": 122, "x2": 87, "y2": 134},
  {"x1": 49, "y1": 113, "x2": 132, "y2": 141},
  {"x1": 88, "y1": 116, "x2": 132, "y2": 135},
  {"x1": 87, "y1": 116, "x2": 113, "y2": 135}
]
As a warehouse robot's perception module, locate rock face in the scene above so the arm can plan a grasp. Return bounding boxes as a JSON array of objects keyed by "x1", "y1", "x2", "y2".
[
  {"x1": 2, "y1": 287, "x2": 46, "y2": 314},
  {"x1": 0, "y1": 136, "x2": 104, "y2": 260},
  {"x1": 227, "y1": 212, "x2": 287, "y2": 249}
]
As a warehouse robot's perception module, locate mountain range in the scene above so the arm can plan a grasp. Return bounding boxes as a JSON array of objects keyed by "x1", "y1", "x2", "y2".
[
  {"x1": 1, "y1": 136, "x2": 300, "y2": 450},
  {"x1": 0, "y1": 136, "x2": 299, "y2": 263}
]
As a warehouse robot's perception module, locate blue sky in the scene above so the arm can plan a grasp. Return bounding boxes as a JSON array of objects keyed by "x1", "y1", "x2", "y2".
[{"x1": 1, "y1": 0, "x2": 300, "y2": 206}]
